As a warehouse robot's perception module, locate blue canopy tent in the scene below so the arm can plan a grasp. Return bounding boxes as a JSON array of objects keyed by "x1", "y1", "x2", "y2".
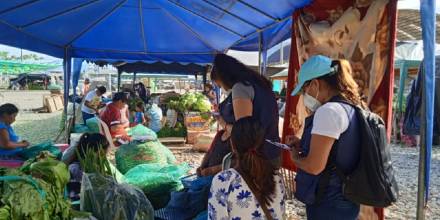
[{"x1": 0, "y1": 0, "x2": 312, "y2": 108}]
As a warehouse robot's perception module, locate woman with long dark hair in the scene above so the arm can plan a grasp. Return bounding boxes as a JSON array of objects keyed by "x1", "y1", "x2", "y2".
[
  {"x1": 208, "y1": 117, "x2": 285, "y2": 220},
  {"x1": 289, "y1": 55, "x2": 364, "y2": 219},
  {"x1": 211, "y1": 53, "x2": 281, "y2": 167}
]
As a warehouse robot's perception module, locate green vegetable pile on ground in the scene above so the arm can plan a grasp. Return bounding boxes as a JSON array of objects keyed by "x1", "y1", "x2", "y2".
[
  {"x1": 116, "y1": 140, "x2": 177, "y2": 174},
  {"x1": 124, "y1": 163, "x2": 190, "y2": 209},
  {"x1": 0, "y1": 154, "x2": 73, "y2": 220},
  {"x1": 157, "y1": 123, "x2": 187, "y2": 138}
]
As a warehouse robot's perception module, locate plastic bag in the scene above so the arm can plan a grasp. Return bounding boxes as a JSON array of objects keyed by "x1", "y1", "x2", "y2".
[
  {"x1": 20, "y1": 141, "x2": 62, "y2": 160},
  {"x1": 74, "y1": 124, "x2": 90, "y2": 133},
  {"x1": 80, "y1": 173, "x2": 154, "y2": 220},
  {"x1": 85, "y1": 118, "x2": 100, "y2": 133},
  {"x1": 115, "y1": 141, "x2": 176, "y2": 174},
  {"x1": 127, "y1": 125, "x2": 158, "y2": 141},
  {"x1": 124, "y1": 163, "x2": 190, "y2": 209}
]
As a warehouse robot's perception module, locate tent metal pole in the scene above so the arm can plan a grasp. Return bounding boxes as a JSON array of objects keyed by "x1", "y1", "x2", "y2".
[
  {"x1": 63, "y1": 48, "x2": 71, "y2": 115},
  {"x1": 133, "y1": 72, "x2": 137, "y2": 89},
  {"x1": 416, "y1": 67, "x2": 427, "y2": 220},
  {"x1": 117, "y1": 69, "x2": 121, "y2": 92},
  {"x1": 258, "y1": 32, "x2": 263, "y2": 74},
  {"x1": 63, "y1": 48, "x2": 71, "y2": 144}
]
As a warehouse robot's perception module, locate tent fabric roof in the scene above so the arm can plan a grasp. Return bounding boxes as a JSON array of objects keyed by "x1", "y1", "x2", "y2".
[
  {"x1": 397, "y1": 9, "x2": 440, "y2": 43},
  {"x1": 0, "y1": 0, "x2": 311, "y2": 63}
]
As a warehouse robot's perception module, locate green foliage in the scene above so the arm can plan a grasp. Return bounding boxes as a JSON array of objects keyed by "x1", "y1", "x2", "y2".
[
  {"x1": 157, "y1": 123, "x2": 187, "y2": 138},
  {"x1": 77, "y1": 146, "x2": 114, "y2": 178},
  {"x1": 166, "y1": 92, "x2": 211, "y2": 113},
  {"x1": 0, "y1": 155, "x2": 72, "y2": 220}
]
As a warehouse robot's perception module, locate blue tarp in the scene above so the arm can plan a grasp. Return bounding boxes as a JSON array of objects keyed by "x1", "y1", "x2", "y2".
[{"x1": 0, "y1": 0, "x2": 311, "y2": 63}]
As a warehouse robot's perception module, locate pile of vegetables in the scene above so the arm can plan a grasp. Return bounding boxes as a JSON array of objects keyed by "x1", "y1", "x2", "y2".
[
  {"x1": 157, "y1": 122, "x2": 187, "y2": 138},
  {"x1": 79, "y1": 144, "x2": 154, "y2": 220},
  {"x1": 167, "y1": 92, "x2": 211, "y2": 113},
  {"x1": 0, "y1": 152, "x2": 76, "y2": 220}
]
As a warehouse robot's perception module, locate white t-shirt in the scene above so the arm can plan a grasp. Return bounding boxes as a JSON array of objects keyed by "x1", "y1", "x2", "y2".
[
  {"x1": 311, "y1": 102, "x2": 349, "y2": 139},
  {"x1": 81, "y1": 90, "x2": 101, "y2": 114}
]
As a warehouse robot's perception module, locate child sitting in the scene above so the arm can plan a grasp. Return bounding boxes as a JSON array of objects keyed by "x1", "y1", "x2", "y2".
[{"x1": 130, "y1": 101, "x2": 146, "y2": 127}]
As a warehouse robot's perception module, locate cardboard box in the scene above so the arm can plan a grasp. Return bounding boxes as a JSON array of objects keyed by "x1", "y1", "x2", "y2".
[
  {"x1": 186, "y1": 130, "x2": 210, "y2": 145},
  {"x1": 44, "y1": 96, "x2": 57, "y2": 113},
  {"x1": 52, "y1": 95, "x2": 64, "y2": 110}
]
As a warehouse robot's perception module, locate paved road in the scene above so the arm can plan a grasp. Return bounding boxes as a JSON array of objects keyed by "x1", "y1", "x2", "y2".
[{"x1": 0, "y1": 90, "x2": 51, "y2": 110}]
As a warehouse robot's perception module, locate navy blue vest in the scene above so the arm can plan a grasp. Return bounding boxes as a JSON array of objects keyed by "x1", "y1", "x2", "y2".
[
  {"x1": 251, "y1": 83, "x2": 281, "y2": 160},
  {"x1": 295, "y1": 97, "x2": 361, "y2": 205}
]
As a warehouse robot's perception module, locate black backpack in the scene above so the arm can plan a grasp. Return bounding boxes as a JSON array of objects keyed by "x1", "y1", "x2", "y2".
[{"x1": 317, "y1": 102, "x2": 399, "y2": 207}]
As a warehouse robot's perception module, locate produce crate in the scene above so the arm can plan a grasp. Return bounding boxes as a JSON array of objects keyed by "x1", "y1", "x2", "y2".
[{"x1": 184, "y1": 112, "x2": 211, "y2": 132}]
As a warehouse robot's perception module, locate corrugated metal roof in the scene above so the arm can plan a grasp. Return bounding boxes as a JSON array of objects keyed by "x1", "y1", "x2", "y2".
[{"x1": 397, "y1": 9, "x2": 440, "y2": 43}]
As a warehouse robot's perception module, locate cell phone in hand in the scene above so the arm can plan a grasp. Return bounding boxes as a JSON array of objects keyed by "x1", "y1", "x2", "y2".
[
  {"x1": 265, "y1": 139, "x2": 292, "y2": 151},
  {"x1": 211, "y1": 112, "x2": 220, "y2": 117}
]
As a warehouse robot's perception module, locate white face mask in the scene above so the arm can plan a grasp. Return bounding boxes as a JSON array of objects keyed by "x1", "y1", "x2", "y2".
[{"x1": 303, "y1": 92, "x2": 321, "y2": 112}]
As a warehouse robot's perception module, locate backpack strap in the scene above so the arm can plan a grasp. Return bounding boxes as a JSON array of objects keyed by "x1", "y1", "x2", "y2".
[{"x1": 314, "y1": 102, "x2": 352, "y2": 204}]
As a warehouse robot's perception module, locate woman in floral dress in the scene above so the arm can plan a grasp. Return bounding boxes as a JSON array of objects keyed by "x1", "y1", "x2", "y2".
[{"x1": 208, "y1": 117, "x2": 285, "y2": 220}]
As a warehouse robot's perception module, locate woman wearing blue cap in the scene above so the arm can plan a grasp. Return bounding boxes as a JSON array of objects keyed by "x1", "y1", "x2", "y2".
[
  {"x1": 289, "y1": 55, "x2": 364, "y2": 219},
  {"x1": 210, "y1": 54, "x2": 281, "y2": 167}
]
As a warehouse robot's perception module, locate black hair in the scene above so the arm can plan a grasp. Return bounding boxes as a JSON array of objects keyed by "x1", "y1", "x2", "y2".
[
  {"x1": 76, "y1": 133, "x2": 109, "y2": 160},
  {"x1": 97, "y1": 86, "x2": 107, "y2": 94},
  {"x1": 113, "y1": 92, "x2": 128, "y2": 103},
  {"x1": 211, "y1": 53, "x2": 272, "y2": 91},
  {"x1": 0, "y1": 103, "x2": 19, "y2": 116},
  {"x1": 135, "y1": 101, "x2": 144, "y2": 111},
  {"x1": 231, "y1": 117, "x2": 276, "y2": 208}
]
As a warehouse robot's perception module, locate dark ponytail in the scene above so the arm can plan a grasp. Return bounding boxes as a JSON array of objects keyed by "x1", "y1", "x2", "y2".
[
  {"x1": 0, "y1": 103, "x2": 19, "y2": 116},
  {"x1": 231, "y1": 117, "x2": 276, "y2": 208}
]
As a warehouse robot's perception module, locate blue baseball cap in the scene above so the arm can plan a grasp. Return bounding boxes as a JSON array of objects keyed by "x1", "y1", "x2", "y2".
[{"x1": 291, "y1": 55, "x2": 336, "y2": 96}]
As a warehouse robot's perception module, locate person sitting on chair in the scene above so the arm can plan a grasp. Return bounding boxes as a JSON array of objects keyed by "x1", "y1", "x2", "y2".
[{"x1": 100, "y1": 92, "x2": 131, "y2": 144}]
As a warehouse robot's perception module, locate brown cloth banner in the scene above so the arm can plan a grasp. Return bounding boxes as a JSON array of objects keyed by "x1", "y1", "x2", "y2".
[{"x1": 281, "y1": 0, "x2": 398, "y2": 219}]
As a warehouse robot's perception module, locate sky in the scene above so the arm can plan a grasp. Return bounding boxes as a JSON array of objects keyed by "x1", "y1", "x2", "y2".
[{"x1": 0, "y1": 0, "x2": 438, "y2": 63}]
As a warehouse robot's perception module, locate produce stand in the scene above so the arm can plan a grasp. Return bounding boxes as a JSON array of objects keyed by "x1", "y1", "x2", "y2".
[{"x1": 158, "y1": 92, "x2": 213, "y2": 145}]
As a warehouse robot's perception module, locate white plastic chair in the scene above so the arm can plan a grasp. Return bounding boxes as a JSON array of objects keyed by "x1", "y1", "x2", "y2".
[{"x1": 95, "y1": 117, "x2": 116, "y2": 149}]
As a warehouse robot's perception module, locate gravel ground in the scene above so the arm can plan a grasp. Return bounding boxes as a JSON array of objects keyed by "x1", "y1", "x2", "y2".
[{"x1": 6, "y1": 91, "x2": 440, "y2": 219}]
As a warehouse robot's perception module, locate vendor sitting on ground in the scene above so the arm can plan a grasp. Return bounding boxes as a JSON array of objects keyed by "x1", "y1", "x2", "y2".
[
  {"x1": 100, "y1": 92, "x2": 131, "y2": 143},
  {"x1": 130, "y1": 101, "x2": 146, "y2": 127},
  {"x1": 0, "y1": 103, "x2": 30, "y2": 150},
  {"x1": 67, "y1": 133, "x2": 110, "y2": 201},
  {"x1": 81, "y1": 86, "x2": 107, "y2": 124}
]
